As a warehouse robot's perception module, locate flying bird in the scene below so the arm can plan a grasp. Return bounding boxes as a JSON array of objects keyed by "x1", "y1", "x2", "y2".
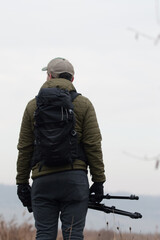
[
  {"x1": 128, "y1": 0, "x2": 160, "y2": 45},
  {"x1": 123, "y1": 151, "x2": 160, "y2": 169},
  {"x1": 128, "y1": 27, "x2": 160, "y2": 45}
]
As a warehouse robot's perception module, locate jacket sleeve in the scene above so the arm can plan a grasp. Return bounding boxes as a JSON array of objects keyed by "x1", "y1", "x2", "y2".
[
  {"x1": 16, "y1": 104, "x2": 34, "y2": 184},
  {"x1": 82, "y1": 100, "x2": 106, "y2": 183}
]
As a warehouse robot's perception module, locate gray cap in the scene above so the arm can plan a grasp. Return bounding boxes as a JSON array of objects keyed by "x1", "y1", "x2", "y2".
[{"x1": 42, "y1": 57, "x2": 74, "y2": 77}]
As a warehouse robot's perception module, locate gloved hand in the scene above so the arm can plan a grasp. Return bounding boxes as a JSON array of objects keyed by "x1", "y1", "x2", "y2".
[
  {"x1": 89, "y1": 182, "x2": 104, "y2": 203},
  {"x1": 17, "y1": 184, "x2": 33, "y2": 213}
]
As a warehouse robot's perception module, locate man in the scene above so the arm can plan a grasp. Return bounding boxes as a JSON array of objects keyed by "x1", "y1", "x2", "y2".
[{"x1": 16, "y1": 57, "x2": 106, "y2": 240}]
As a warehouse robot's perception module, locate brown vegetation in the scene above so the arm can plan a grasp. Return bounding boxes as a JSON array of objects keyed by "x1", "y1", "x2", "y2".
[
  {"x1": 0, "y1": 217, "x2": 159, "y2": 240},
  {"x1": 0, "y1": 215, "x2": 35, "y2": 240}
]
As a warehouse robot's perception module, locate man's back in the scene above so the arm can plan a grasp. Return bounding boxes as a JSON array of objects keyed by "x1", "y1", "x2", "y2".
[{"x1": 17, "y1": 78, "x2": 105, "y2": 184}]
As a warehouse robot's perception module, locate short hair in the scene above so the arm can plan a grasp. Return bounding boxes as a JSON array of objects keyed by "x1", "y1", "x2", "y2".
[{"x1": 58, "y1": 72, "x2": 73, "y2": 81}]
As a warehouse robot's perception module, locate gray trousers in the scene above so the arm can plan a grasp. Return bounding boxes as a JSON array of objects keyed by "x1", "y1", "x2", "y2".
[{"x1": 31, "y1": 170, "x2": 89, "y2": 240}]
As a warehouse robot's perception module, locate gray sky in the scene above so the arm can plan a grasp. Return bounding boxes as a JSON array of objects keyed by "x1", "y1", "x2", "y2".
[{"x1": 0, "y1": 0, "x2": 160, "y2": 195}]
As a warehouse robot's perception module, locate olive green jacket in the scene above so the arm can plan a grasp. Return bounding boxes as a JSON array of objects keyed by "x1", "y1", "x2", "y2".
[{"x1": 16, "y1": 78, "x2": 106, "y2": 184}]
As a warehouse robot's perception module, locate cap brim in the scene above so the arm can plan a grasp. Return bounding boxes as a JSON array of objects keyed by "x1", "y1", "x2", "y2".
[{"x1": 42, "y1": 67, "x2": 47, "y2": 71}]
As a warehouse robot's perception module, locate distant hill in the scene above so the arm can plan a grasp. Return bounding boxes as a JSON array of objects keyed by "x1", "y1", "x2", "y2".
[{"x1": 0, "y1": 184, "x2": 160, "y2": 233}]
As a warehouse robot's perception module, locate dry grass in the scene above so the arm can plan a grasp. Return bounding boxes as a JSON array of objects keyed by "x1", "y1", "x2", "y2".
[
  {"x1": 0, "y1": 215, "x2": 35, "y2": 240},
  {"x1": 83, "y1": 229, "x2": 160, "y2": 240},
  {"x1": 0, "y1": 217, "x2": 159, "y2": 240}
]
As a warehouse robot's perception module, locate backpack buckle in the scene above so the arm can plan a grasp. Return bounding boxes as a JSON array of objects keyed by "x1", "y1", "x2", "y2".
[{"x1": 71, "y1": 130, "x2": 77, "y2": 136}]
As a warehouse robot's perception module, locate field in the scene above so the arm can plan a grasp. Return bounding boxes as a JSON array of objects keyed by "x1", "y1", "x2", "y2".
[{"x1": 0, "y1": 217, "x2": 160, "y2": 240}]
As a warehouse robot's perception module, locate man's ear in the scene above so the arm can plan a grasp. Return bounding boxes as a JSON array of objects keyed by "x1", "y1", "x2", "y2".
[
  {"x1": 71, "y1": 76, "x2": 74, "y2": 82},
  {"x1": 47, "y1": 73, "x2": 52, "y2": 80}
]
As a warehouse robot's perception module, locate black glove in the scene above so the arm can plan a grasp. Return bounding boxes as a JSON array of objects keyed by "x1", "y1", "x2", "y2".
[
  {"x1": 89, "y1": 182, "x2": 104, "y2": 203},
  {"x1": 17, "y1": 184, "x2": 33, "y2": 213}
]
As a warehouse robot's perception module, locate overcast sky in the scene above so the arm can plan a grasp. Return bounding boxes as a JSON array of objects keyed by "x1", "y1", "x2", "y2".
[{"x1": 0, "y1": 0, "x2": 160, "y2": 196}]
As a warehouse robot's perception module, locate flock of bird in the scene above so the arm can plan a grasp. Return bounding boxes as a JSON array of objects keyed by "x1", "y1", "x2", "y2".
[{"x1": 125, "y1": 0, "x2": 160, "y2": 170}]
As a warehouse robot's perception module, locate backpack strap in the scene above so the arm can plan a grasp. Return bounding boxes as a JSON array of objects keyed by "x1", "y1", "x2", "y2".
[
  {"x1": 69, "y1": 90, "x2": 88, "y2": 165},
  {"x1": 69, "y1": 90, "x2": 81, "y2": 102}
]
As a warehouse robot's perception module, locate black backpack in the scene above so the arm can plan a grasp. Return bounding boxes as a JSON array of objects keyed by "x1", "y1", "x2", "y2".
[{"x1": 32, "y1": 87, "x2": 81, "y2": 169}]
